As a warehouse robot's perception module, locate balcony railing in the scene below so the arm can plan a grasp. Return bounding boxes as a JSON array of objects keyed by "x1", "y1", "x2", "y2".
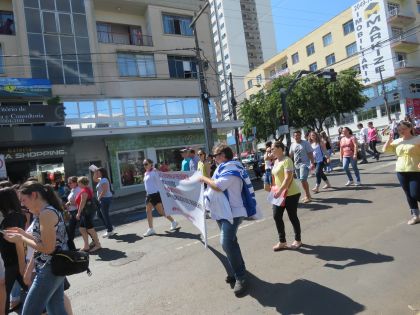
[
  {"x1": 395, "y1": 59, "x2": 408, "y2": 69},
  {"x1": 270, "y1": 68, "x2": 290, "y2": 80},
  {"x1": 97, "y1": 31, "x2": 153, "y2": 47}
]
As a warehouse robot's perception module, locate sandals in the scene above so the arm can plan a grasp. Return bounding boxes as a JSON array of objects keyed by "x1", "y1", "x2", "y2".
[
  {"x1": 273, "y1": 242, "x2": 288, "y2": 251},
  {"x1": 322, "y1": 184, "x2": 332, "y2": 189},
  {"x1": 89, "y1": 245, "x2": 102, "y2": 253},
  {"x1": 302, "y1": 197, "x2": 312, "y2": 204}
]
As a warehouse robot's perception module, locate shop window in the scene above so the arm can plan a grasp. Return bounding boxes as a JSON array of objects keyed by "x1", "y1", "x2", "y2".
[
  {"x1": 362, "y1": 87, "x2": 376, "y2": 99},
  {"x1": 183, "y1": 99, "x2": 199, "y2": 115},
  {"x1": 167, "y1": 99, "x2": 183, "y2": 115},
  {"x1": 357, "y1": 108, "x2": 377, "y2": 122},
  {"x1": 118, "y1": 150, "x2": 146, "y2": 187},
  {"x1": 167, "y1": 55, "x2": 197, "y2": 79},
  {"x1": 162, "y1": 14, "x2": 193, "y2": 36},
  {"x1": 78, "y1": 101, "x2": 95, "y2": 118},
  {"x1": 64, "y1": 102, "x2": 79, "y2": 118},
  {"x1": 378, "y1": 79, "x2": 398, "y2": 94},
  {"x1": 380, "y1": 103, "x2": 400, "y2": 116},
  {"x1": 156, "y1": 147, "x2": 185, "y2": 171},
  {"x1": 126, "y1": 121, "x2": 137, "y2": 127}
]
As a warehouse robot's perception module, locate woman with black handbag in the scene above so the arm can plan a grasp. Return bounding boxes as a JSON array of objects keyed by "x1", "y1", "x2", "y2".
[
  {"x1": 75, "y1": 177, "x2": 101, "y2": 253},
  {"x1": 4, "y1": 181, "x2": 69, "y2": 315}
]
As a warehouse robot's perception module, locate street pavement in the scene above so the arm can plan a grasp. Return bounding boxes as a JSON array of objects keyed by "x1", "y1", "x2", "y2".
[{"x1": 28, "y1": 155, "x2": 420, "y2": 314}]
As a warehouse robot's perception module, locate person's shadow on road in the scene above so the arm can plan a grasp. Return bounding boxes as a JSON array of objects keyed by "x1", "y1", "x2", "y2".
[
  {"x1": 207, "y1": 245, "x2": 365, "y2": 314},
  {"x1": 109, "y1": 233, "x2": 143, "y2": 244},
  {"x1": 91, "y1": 248, "x2": 128, "y2": 262},
  {"x1": 247, "y1": 273, "x2": 365, "y2": 315},
  {"x1": 155, "y1": 230, "x2": 202, "y2": 241},
  {"x1": 298, "y1": 244, "x2": 394, "y2": 269}
]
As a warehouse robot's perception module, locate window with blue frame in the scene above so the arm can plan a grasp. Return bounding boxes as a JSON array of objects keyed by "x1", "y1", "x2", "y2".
[
  {"x1": 167, "y1": 55, "x2": 197, "y2": 79},
  {"x1": 0, "y1": 11, "x2": 15, "y2": 35},
  {"x1": 162, "y1": 14, "x2": 193, "y2": 36}
]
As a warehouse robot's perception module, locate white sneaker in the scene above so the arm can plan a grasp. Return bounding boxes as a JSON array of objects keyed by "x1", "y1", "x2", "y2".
[
  {"x1": 102, "y1": 230, "x2": 116, "y2": 238},
  {"x1": 407, "y1": 216, "x2": 420, "y2": 225},
  {"x1": 345, "y1": 181, "x2": 354, "y2": 186},
  {"x1": 170, "y1": 221, "x2": 179, "y2": 231},
  {"x1": 143, "y1": 228, "x2": 156, "y2": 237},
  {"x1": 354, "y1": 181, "x2": 361, "y2": 186}
]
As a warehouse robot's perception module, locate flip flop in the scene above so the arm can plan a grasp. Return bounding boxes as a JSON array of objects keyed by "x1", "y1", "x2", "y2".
[
  {"x1": 290, "y1": 242, "x2": 302, "y2": 249},
  {"x1": 273, "y1": 243, "x2": 288, "y2": 251}
]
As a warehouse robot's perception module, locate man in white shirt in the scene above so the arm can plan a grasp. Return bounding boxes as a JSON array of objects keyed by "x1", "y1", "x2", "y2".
[
  {"x1": 200, "y1": 145, "x2": 248, "y2": 297},
  {"x1": 357, "y1": 123, "x2": 369, "y2": 164}
]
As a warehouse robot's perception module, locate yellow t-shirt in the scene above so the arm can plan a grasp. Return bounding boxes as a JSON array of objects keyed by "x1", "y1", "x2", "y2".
[
  {"x1": 197, "y1": 161, "x2": 209, "y2": 177},
  {"x1": 384, "y1": 136, "x2": 420, "y2": 172},
  {"x1": 272, "y1": 157, "x2": 301, "y2": 196}
]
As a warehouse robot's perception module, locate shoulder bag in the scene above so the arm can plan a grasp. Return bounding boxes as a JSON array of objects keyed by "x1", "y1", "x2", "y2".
[{"x1": 51, "y1": 249, "x2": 92, "y2": 276}]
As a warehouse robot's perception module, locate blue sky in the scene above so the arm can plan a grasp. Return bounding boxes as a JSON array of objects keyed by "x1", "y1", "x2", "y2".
[{"x1": 271, "y1": 0, "x2": 357, "y2": 51}]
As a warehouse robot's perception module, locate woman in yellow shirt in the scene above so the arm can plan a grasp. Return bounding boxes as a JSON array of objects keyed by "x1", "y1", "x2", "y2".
[
  {"x1": 383, "y1": 121, "x2": 420, "y2": 225},
  {"x1": 271, "y1": 141, "x2": 302, "y2": 251}
]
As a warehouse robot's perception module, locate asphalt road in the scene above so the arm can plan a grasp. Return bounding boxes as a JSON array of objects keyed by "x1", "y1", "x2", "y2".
[{"x1": 62, "y1": 156, "x2": 420, "y2": 314}]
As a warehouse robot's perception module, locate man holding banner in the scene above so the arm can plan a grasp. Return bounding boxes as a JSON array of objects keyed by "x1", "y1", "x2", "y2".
[{"x1": 201, "y1": 144, "x2": 257, "y2": 297}]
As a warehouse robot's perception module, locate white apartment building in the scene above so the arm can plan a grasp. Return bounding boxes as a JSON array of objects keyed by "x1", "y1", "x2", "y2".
[{"x1": 209, "y1": 0, "x2": 277, "y2": 119}]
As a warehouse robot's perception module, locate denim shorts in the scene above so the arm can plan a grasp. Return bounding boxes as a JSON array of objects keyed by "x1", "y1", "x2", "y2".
[{"x1": 295, "y1": 165, "x2": 310, "y2": 181}]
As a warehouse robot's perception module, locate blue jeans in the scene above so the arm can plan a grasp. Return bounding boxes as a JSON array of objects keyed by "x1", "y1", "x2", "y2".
[
  {"x1": 397, "y1": 172, "x2": 420, "y2": 216},
  {"x1": 264, "y1": 168, "x2": 272, "y2": 185},
  {"x1": 98, "y1": 197, "x2": 113, "y2": 232},
  {"x1": 22, "y1": 264, "x2": 67, "y2": 315},
  {"x1": 343, "y1": 157, "x2": 361, "y2": 182},
  {"x1": 217, "y1": 218, "x2": 246, "y2": 280}
]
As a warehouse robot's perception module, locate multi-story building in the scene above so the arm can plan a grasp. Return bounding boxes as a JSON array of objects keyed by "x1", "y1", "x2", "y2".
[
  {"x1": 209, "y1": 0, "x2": 277, "y2": 119},
  {"x1": 0, "y1": 0, "x2": 239, "y2": 196},
  {"x1": 244, "y1": 0, "x2": 420, "y2": 136}
]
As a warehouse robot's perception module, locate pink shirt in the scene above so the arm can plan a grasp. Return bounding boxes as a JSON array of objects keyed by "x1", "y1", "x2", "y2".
[
  {"x1": 340, "y1": 136, "x2": 356, "y2": 157},
  {"x1": 368, "y1": 127, "x2": 378, "y2": 142}
]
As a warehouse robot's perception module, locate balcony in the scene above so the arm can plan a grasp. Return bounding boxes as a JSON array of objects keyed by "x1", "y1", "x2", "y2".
[
  {"x1": 387, "y1": 7, "x2": 415, "y2": 26},
  {"x1": 269, "y1": 68, "x2": 290, "y2": 80},
  {"x1": 391, "y1": 34, "x2": 419, "y2": 52},
  {"x1": 97, "y1": 23, "x2": 153, "y2": 47},
  {"x1": 394, "y1": 60, "x2": 420, "y2": 75}
]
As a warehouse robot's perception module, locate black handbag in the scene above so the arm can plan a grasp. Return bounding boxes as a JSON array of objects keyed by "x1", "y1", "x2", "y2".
[
  {"x1": 51, "y1": 249, "x2": 92, "y2": 276},
  {"x1": 83, "y1": 198, "x2": 99, "y2": 216}
]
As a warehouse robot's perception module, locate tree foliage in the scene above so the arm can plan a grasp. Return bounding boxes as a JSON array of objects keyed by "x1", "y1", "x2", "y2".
[{"x1": 239, "y1": 69, "x2": 368, "y2": 140}]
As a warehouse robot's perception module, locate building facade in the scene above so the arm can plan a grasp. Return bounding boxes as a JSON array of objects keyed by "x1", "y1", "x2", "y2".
[
  {"x1": 0, "y1": 0, "x2": 237, "y2": 196},
  {"x1": 244, "y1": 0, "x2": 420, "y2": 136},
  {"x1": 209, "y1": 0, "x2": 277, "y2": 119}
]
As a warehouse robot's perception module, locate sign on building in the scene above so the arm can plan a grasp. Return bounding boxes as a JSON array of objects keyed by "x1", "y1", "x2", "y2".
[
  {"x1": 352, "y1": 0, "x2": 395, "y2": 85},
  {"x1": 0, "y1": 154, "x2": 7, "y2": 179},
  {"x1": 0, "y1": 78, "x2": 52, "y2": 97},
  {"x1": 0, "y1": 104, "x2": 65, "y2": 125}
]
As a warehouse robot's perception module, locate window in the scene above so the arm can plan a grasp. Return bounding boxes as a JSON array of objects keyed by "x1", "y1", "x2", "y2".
[
  {"x1": 162, "y1": 14, "x2": 193, "y2": 36},
  {"x1": 357, "y1": 108, "x2": 377, "y2": 122},
  {"x1": 292, "y1": 52, "x2": 299, "y2": 64},
  {"x1": 256, "y1": 75, "x2": 262, "y2": 85},
  {"x1": 338, "y1": 112, "x2": 355, "y2": 125},
  {"x1": 117, "y1": 53, "x2": 156, "y2": 77},
  {"x1": 247, "y1": 80, "x2": 253, "y2": 88},
  {"x1": 323, "y1": 33, "x2": 332, "y2": 47},
  {"x1": 0, "y1": 11, "x2": 15, "y2": 35},
  {"x1": 221, "y1": 33, "x2": 226, "y2": 39},
  {"x1": 167, "y1": 55, "x2": 197, "y2": 79},
  {"x1": 224, "y1": 54, "x2": 229, "y2": 60},
  {"x1": 270, "y1": 69, "x2": 276, "y2": 77},
  {"x1": 380, "y1": 103, "x2": 401, "y2": 116},
  {"x1": 0, "y1": 45, "x2": 3, "y2": 74},
  {"x1": 387, "y1": 2, "x2": 400, "y2": 15},
  {"x1": 362, "y1": 87, "x2": 376, "y2": 99},
  {"x1": 306, "y1": 43, "x2": 315, "y2": 56},
  {"x1": 392, "y1": 27, "x2": 403, "y2": 38},
  {"x1": 117, "y1": 150, "x2": 146, "y2": 187},
  {"x1": 309, "y1": 62, "x2": 317, "y2": 72},
  {"x1": 343, "y1": 20, "x2": 355, "y2": 35},
  {"x1": 346, "y1": 42, "x2": 358, "y2": 57},
  {"x1": 378, "y1": 79, "x2": 398, "y2": 94},
  {"x1": 226, "y1": 64, "x2": 230, "y2": 70},
  {"x1": 326, "y1": 53, "x2": 336, "y2": 66}
]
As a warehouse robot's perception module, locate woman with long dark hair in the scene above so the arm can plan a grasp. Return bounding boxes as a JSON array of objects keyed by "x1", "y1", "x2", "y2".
[
  {"x1": 0, "y1": 188, "x2": 26, "y2": 314},
  {"x1": 270, "y1": 141, "x2": 302, "y2": 251},
  {"x1": 383, "y1": 121, "x2": 420, "y2": 225},
  {"x1": 4, "y1": 181, "x2": 68, "y2": 315},
  {"x1": 93, "y1": 167, "x2": 115, "y2": 238},
  {"x1": 309, "y1": 131, "x2": 331, "y2": 193},
  {"x1": 340, "y1": 127, "x2": 361, "y2": 186},
  {"x1": 143, "y1": 159, "x2": 178, "y2": 237}
]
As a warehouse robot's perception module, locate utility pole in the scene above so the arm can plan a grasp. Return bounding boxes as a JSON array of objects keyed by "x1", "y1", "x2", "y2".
[
  {"x1": 378, "y1": 67, "x2": 392, "y2": 122},
  {"x1": 190, "y1": 2, "x2": 214, "y2": 154},
  {"x1": 229, "y1": 72, "x2": 241, "y2": 158}
]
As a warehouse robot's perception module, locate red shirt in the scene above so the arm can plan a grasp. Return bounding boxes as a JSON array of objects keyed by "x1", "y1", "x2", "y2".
[{"x1": 75, "y1": 187, "x2": 93, "y2": 208}]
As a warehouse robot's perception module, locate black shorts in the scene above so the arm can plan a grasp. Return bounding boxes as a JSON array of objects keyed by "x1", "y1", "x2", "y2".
[
  {"x1": 80, "y1": 213, "x2": 94, "y2": 229},
  {"x1": 146, "y1": 192, "x2": 162, "y2": 207}
]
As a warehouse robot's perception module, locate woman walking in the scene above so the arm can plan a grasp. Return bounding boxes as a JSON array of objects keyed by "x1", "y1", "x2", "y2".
[
  {"x1": 0, "y1": 188, "x2": 26, "y2": 314},
  {"x1": 197, "y1": 150, "x2": 211, "y2": 178},
  {"x1": 320, "y1": 131, "x2": 333, "y2": 172},
  {"x1": 65, "y1": 176, "x2": 81, "y2": 250},
  {"x1": 76, "y1": 177, "x2": 101, "y2": 252},
  {"x1": 271, "y1": 141, "x2": 302, "y2": 251},
  {"x1": 4, "y1": 181, "x2": 68, "y2": 315},
  {"x1": 368, "y1": 121, "x2": 380, "y2": 161},
  {"x1": 93, "y1": 168, "x2": 115, "y2": 238},
  {"x1": 383, "y1": 121, "x2": 420, "y2": 225},
  {"x1": 340, "y1": 127, "x2": 361, "y2": 186},
  {"x1": 309, "y1": 131, "x2": 331, "y2": 193},
  {"x1": 142, "y1": 159, "x2": 179, "y2": 237}
]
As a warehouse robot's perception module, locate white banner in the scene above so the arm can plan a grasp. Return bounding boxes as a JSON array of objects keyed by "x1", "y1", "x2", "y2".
[
  {"x1": 0, "y1": 154, "x2": 7, "y2": 179},
  {"x1": 157, "y1": 171, "x2": 207, "y2": 245},
  {"x1": 352, "y1": 0, "x2": 395, "y2": 85}
]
